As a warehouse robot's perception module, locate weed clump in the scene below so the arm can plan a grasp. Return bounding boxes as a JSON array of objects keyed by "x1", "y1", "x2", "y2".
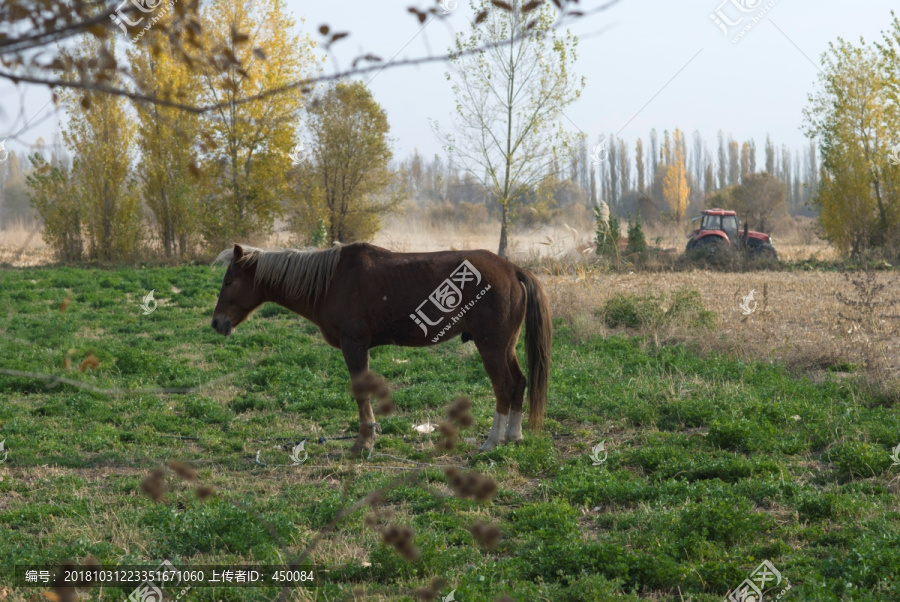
[
  {"x1": 598, "y1": 287, "x2": 715, "y2": 330},
  {"x1": 665, "y1": 287, "x2": 716, "y2": 329},
  {"x1": 600, "y1": 292, "x2": 663, "y2": 329}
]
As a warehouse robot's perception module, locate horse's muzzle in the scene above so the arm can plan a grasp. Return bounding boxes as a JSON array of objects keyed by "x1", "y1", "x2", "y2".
[{"x1": 211, "y1": 316, "x2": 234, "y2": 336}]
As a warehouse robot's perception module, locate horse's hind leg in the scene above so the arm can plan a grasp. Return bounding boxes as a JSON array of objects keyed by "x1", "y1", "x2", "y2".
[
  {"x1": 504, "y1": 350, "x2": 527, "y2": 443},
  {"x1": 477, "y1": 345, "x2": 515, "y2": 452},
  {"x1": 341, "y1": 339, "x2": 376, "y2": 456}
]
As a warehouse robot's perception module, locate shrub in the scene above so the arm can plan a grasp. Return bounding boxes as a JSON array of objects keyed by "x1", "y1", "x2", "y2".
[
  {"x1": 598, "y1": 288, "x2": 716, "y2": 331},
  {"x1": 664, "y1": 287, "x2": 717, "y2": 329},
  {"x1": 26, "y1": 154, "x2": 83, "y2": 261},
  {"x1": 625, "y1": 212, "x2": 647, "y2": 259},
  {"x1": 600, "y1": 293, "x2": 664, "y2": 329},
  {"x1": 458, "y1": 201, "x2": 490, "y2": 228}
]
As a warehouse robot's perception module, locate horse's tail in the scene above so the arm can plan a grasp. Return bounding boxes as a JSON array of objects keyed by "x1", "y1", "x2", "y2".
[{"x1": 516, "y1": 268, "x2": 552, "y2": 431}]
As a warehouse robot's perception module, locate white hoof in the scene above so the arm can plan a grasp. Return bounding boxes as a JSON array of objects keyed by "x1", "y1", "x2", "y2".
[
  {"x1": 480, "y1": 411, "x2": 508, "y2": 452},
  {"x1": 504, "y1": 410, "x2": 524, "y2": 443}
]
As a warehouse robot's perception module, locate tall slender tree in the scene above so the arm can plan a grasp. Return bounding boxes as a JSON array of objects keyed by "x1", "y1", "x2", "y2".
[
  {"x1": 618, "y1": 139, "x2": 629, "y2": 200},
  {"x1": 438, "y1": 0, "x2": 583, "y2": 257},
  {"x1": 635, "y1": 138, "x2": 645, "y2": 194},
  {"x1": 607, "y1": 134, "x2": 618, "y2": 209},
  {"x1": 728, "y1": 138, "x2": 740, "y2": 186},
  {"x1": 692, "y1": 131, "x2": 704, "y2": 195},
  {"x1": 663, "y1": 128, "x2": 690, "y2": 224},
  {"x1": 748, "y1": 139, "x2": 757, "y2": 174},
  {"x1": 717, "y1": 131, "x2": 727, "y2": 190},
  {"x1": 59, "y1": 37, "x2": 141, "y2": 260},
  {"x1": 740, "y1": 142, "x2": 750, "y2": 182},
  {"x1": 765, "y1": 134, "x2": 776, "y2": 174},
  {"x1": 129, "y1": 31, "x2": 202, "y2": 258}
]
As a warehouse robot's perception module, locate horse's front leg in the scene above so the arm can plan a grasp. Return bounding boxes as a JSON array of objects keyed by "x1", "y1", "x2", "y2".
[{"x1": 341, "y1": 339, "x2": 375, "y2": 457}]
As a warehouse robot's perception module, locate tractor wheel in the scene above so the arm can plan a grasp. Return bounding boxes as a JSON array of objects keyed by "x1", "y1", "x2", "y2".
[
  {"x1": 751, "y1": 244, "x2": 778, "y2": 262},
  {"x1": 686, "y1": 237, "x2": 732, "y2": 265},
  {"x1": 696, "y1": 237, "x2": 731, "y2": 254}
]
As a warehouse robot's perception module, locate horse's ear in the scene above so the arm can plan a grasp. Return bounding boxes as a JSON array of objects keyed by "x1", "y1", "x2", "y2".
[{"x1": 233, "y1": 244, "x2": 244, "y2": 262}]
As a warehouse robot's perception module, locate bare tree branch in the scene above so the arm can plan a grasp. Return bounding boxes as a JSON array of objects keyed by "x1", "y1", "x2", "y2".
[{"x1": 0, "y1": 0, "x2": 618, "y2": 137}]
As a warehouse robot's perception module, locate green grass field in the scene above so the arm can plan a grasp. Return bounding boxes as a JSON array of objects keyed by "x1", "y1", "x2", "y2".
[{"x1": 1, "y1": 264, "x2": 899, "y2": 601}]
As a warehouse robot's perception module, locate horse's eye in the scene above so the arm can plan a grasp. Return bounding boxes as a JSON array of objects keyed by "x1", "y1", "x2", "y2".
[{"x1": 225, "y1": 281, "x2": 233, "y2": 287}]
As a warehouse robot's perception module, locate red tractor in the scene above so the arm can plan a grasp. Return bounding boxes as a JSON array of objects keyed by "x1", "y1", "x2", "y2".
[{"x1": 685, "y1": 209, "x2": 778, "y2": 260}]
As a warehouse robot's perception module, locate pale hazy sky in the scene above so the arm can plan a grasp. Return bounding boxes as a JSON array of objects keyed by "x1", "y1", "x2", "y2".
[{"x1": 0, "y1": 0, "x2": 896, "y2": 163}]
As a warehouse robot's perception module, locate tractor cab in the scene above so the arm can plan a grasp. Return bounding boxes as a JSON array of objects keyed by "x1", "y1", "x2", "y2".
[{"x1": 698, "y1": 212, "x2": 739, "y2": 243}]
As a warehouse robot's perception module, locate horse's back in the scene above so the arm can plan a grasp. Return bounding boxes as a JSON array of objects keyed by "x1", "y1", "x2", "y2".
[{"x1": 342, "y1": 242, "x2": 513, "y2": 274}]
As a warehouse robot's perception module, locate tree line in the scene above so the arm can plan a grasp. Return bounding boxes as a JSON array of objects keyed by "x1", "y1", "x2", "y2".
[
  {"x1": 395, "y1": 128, "x2": 818, "y2": 233},
  {"x1": 1, "y1": 0, "x2": 398, "y2": 262}
]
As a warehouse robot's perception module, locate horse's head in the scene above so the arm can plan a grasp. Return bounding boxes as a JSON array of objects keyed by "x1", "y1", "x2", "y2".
[{"x1": 211, "y1": 244, "x2": 264, "y2": 336}]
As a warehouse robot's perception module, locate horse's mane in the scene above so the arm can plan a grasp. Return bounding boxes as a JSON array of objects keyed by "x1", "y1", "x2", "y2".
[{"x1": 213, "y1": 244, "x2": 343, "y2": 303}]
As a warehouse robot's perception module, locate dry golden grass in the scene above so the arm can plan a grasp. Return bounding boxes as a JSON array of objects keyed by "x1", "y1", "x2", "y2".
[
  {"x1": 372, "y1": 213, "x2": 594, "y2": 262},
  {"x1": 543, "y1": 269, "x2": 900, "y2": 382},
  {"x1": 0, "y1": 219, "x2": 53, "y2": 267}
]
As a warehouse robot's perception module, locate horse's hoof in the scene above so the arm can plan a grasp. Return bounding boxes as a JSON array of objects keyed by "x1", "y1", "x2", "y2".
[
  {"x1": 503, "y1": 435, "x2": 524, "y2": 444},
  {"x1": 349, "y1": 441, "x2": 371, "y2": 457},
  {"x1": 479, "y1": 439, "x2": 499, "y2": 452}
]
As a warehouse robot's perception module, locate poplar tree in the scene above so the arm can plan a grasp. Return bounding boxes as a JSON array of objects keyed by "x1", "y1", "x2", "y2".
[
  {"x1": 129, "y1": 30, "x2": 202, "y2": 258},
  {"x1": 438, "y1": 0, "x2": 584, "y2": 258},
  {"x1": 663, "y1": 129, "x2": 690, "y2": 224},
  {"x1": 196, "y1": 0, "x2": 317, "y2": 247}
]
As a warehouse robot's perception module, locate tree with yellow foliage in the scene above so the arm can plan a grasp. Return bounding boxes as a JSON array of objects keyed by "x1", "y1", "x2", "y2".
[
  {"x1": 290, "y1": 82, "x2": 400, "y2": 245},
  {"x1": 804, "y1": 17, "x2": 900, "y2": 257},
  {"x1": 58, "y1": 37, "x2": 142, "y2": 261},
  {"x1": 196, "y1": 0, "x2": 319, "y2": 247},
  {"x1": 129, "y1": 29, "x2": 202, "y2": 258},
  {"x1": 663, "y1": 128, "x2": 690, "y2": 225}
]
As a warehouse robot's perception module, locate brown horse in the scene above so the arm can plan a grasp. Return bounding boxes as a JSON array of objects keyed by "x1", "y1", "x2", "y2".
[{"x1": 211, "y1": 243, "x2": 551, "y2": 453}]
